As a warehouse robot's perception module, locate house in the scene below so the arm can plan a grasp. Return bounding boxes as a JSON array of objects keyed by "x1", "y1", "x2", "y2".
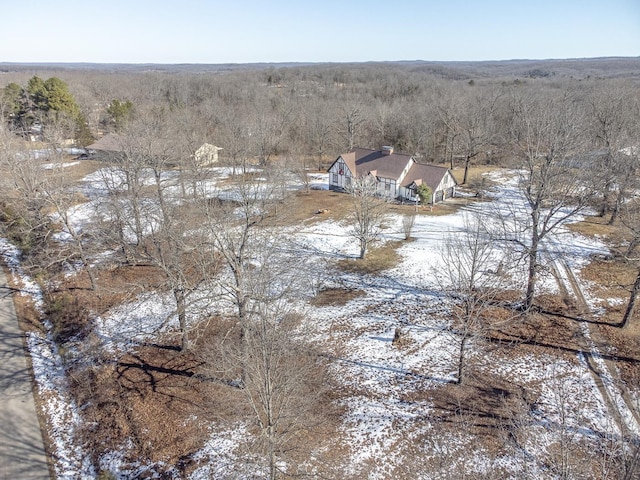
[
  {"x1": 328, "y1": 146, "x2": 457, "y2": 203},
  {"x1": 87, "y1": 133, "x2": 177, "y2": 163},
  {"x1": 193, "y1": 143, "x2": 222, "y2": 166},
  {"x1": 86, "y1": 133, "x2": 125, "y2": 156},
  {"x1": 88, "y1": 134, "x2": 221, "y2": 166}
]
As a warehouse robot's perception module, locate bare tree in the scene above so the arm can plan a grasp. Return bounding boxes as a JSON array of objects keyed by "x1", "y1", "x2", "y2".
[
  {"x1": 170, "y1": 107, "x2": 214, "y2": 199},
  {"x1": 29, "y1": 112, "x2": 102, "y2": 289},
  {"x1": 345, "y1": 176, "x2": 389, "y2": 259},
  {"x1": 142, "y1": 168, "x2": 216, "y2": 352},
  {"x1": 38, "y1": 110, "x2": 77, "y2": 149},
  {"x1": 42, "y1": 167, "x2": 99, "y2": 291},
  {"x1": 212, "y1": 300, "x2": 327, "y2": 479},
  {"x1": 105, "y1": 133, "x2": 150, "y2": 257},
  {"x1": 198, "y1": 169, "x2": 298, "y2": 327},
  {"x1": 0, "y1": 123, "x2": 99, "y2": 291},
  {"x1": 203, "y1": 97, "x2": 249, "y2": 175},
  {"x1": 141, "y1": 110, "x2": 227, "y2": 351},
  {"x1": 457, "y1": 88, "x2": 501, "y2": 185},
  {"x1": 441, "y1": 213, "x2": 514, "y2": 384},
  {"x1": 144, "y1": 202, "x2": 218, "y2": 351},
  {"x1": 341, "y1": 100, "x2": 364, "y2": 151},
  {"x1": 401, "y1": 212, "x2": 416, "y2": 241},
  {"x1": 620, "y1": 270, "x2": 640, "y2": 327},
  {"x1": 585, "y1": 83, "x2": 636, "y2": 223},
  {"x1": 546, "y1": 367, "x2": 590, "y2": 479},
  {"x1": 436, "y1": 89, "x2": 461, "y2": 169},
  {"x1": 91, "y1": 111, "x2": 219, "y2": 349},
  {"x1": 199, "y1": 172, "x2": 327, "y2": 478},
  {"x1": 283, "y1": 152, "x2": 313, "y2": 194},
  {"x1": 439, "y1": 87, "x2": 500, "y2": 184},
  {"x1": 303, "y1": 97, "x2": 336, "y2": 170},
  {"x1": 504, "y1": 91, "x2": 592, "y2": 311},
  {"x1": 92, "y1": 162, "x2": 140, "y2": 265},
  {"x1": 250, "y1": 95, "x2": 294, "y2": 167},
  {"x1": 0, "y1": 128, "x2": 52, "y2": 255}
]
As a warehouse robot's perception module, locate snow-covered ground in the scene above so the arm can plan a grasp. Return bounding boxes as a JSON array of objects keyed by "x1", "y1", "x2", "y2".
[
  {"x1": 286, "y1": 171, "x2": 622, "y2": 478},
  {"x1": 1, "y1": 166, "x2": 633, "y2": 479},
  {"x1": 0, "y1": 239, "x2": 94, "y2": 480}
]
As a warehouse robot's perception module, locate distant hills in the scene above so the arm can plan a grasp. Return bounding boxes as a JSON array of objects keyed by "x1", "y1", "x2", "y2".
[{"x1": 1, "y1": 57, "x2": 639, "y2": 80}]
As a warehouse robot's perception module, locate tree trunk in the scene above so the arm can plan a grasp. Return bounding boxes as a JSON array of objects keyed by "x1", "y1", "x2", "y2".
[
  {"x1": 359, "y1": 240, "x2": 367, "y2": 259},
  {"x1": 525, "y1": 247, "x2": 538, "y2": 312},
  {"x1": 600, "y1": 180, "x2": 613, "y2": 217},
  {"x1": 456, "y1": 334, "x2": 467, "y2": 385},
  {"x1": 608, "y1": 188, "x2": 624, "y2": 225},
  {"x1": 83, "y1": 253, "x2": 97, "y2": 291},
  {"x1": 234, "y1": 269, "x2": 250, "y2": 383},
  {"x1": 125, "y1": 170, "x2": 144, "y2": 247},
  {"x1": 175, "y1": 287, "x2": 188, "y2": 351},
  {"x1": 620, "y1": 269, "x2": 640, "y2": 329},
  {"x1": 269, "y1": 437, "x2": 277, "y2": 480},
  {"x1": 69, "y1": 224, "x2": 97, "y2": 291},
  {"x1": 524, "y1": 211, "x2": 541, "y2": 311},
  {"x1": 462, "y1": 156, "x2": 471, "y2": 185}
]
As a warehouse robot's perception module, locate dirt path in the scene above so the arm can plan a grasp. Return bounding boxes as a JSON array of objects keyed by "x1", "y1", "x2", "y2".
[
  {"x1": 550, "y1": 257, "x2": 640, "y2": 435},
  {"x1": 0, "y1": 268, "x2": 50, "y2": 479}
]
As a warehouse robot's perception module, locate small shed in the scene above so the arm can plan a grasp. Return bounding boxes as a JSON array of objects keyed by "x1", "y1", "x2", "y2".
[{"x1": 194, "y1": 143, "x2": 222, "y2": 166}]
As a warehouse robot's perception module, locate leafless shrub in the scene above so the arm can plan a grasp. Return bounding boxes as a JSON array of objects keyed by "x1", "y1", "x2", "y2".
[{"x1": 402, "y1": 213, "x2": 416, "y2": 240}]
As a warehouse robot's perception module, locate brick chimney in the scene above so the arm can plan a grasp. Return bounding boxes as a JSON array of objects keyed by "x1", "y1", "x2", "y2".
[{"x1": 381, "y1": 145, "x2": 393, "y2": 155}]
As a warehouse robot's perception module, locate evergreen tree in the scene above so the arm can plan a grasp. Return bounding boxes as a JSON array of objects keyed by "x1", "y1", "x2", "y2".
[
  {"x1": 3, "y1": 76, "x2": 89, "y2": 144},
  {"x1": 43, "y1": 77, "x2": 80, "y2": 117},
  {"x1": 1, "y1": 82, "x2": 22, "y2": 116},
  {"x1": 416, "y1": 184, "x2": 432, "y2": 204},
  {"x1": 26, "y1": 75, "x2": 47, "y2": 111}
]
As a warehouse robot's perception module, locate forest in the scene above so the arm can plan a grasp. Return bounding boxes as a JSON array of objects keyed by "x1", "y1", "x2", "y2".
[{"x1": 0, "y1": 58, "x2": 640, "y2": 479}]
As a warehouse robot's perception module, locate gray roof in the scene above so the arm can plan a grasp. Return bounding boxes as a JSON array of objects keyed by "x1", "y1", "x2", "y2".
[
  {"x1": 331, "y1": 147, "x2": 456, "y2": 192},
  {"x1": 87, "y1": 133, "x2": 181, "y2": 159},
  {"x1": 351, "y1": 147, "x2": 413, "y2": 179},
  {"x1": 402, "y1": 163, "x2": 451, "y2": 192},
  {"x1": 86, "y1": 133, "x2": 125, "y2": 152}
]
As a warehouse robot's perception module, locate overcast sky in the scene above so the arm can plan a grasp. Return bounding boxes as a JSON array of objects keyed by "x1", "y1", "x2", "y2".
[{"x1": 2, "y1": 0, "x2": 639, "y2": 63}]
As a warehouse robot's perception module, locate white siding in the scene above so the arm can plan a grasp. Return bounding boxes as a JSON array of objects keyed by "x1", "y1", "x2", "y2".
[
  {"x1": 399, "y1": 186, "x2": 418, "y2": 202},
  {"x1": 376, "y1": 177, "x2": 397, "y2": 197},
  {"x1": 396, "y1": 158, "x2": 415, "y2": 186},
  {"x1": 328, "y1": 157, "x2": 353, "y2": 190},
  {"x1": 435, "y1": 172, "x2": 457, "y2": 200},
  {"x1": 436, "y1": 172, "x2": 457, "y2": 192}
]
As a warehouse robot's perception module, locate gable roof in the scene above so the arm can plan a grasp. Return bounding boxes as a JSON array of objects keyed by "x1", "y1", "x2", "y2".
[
  {"x1": 350, "y1": 147, "x2": 413, "y2": 180},
  {"x1": 87, "y1": 133, "x2": 181, "y2": 159},
  {"x1": 339, "y1": 151, "x2": 357, "y2": 176},
  {"x1": 402, "y1": 163, "x2": 452, "y2": 192},
  {"x1": 86, "y1": 133, "x2": 125, "y2": 152},
  {"x1": 330, "y1": 147, "x2": 457, "y2": 194}
]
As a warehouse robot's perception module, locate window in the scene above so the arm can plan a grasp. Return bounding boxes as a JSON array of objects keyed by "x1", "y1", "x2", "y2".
[
  {"x1": 379, "y1": 177, "x2": 395, "y2": 195},
  {"x1": 332, "y1": 173, "x2": 338, "y2": 184}
]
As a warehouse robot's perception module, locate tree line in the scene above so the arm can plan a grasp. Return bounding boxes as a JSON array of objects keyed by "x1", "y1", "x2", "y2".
[{"x1": 1, "y1": 65, "x2": 637, "y2": 175}]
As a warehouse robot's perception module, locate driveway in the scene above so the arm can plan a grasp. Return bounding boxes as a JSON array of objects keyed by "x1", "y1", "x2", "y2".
[{"x1": 0, "y1": 268, "x2": 50, "y2": 479}]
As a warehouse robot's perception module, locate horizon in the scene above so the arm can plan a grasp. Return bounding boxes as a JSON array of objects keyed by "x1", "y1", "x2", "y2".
[
  {"x1": 2, "y1": 55, "x2": 639, "y2": 68},
  {"x1": 1, "y1": 1, "x2": 638, "y2": 64}
]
